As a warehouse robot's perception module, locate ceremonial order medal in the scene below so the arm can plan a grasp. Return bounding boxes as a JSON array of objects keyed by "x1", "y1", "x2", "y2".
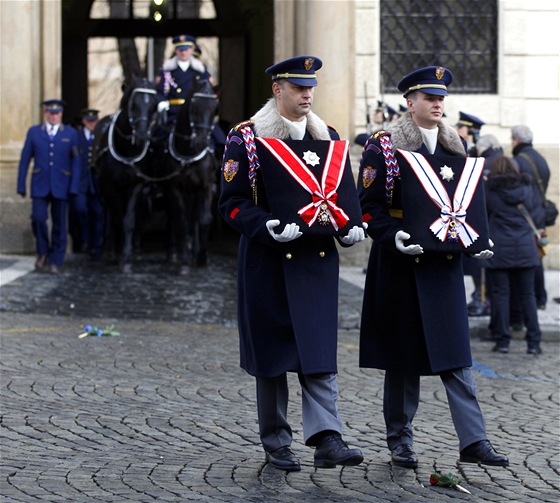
[
  {"x1": 318, "y1": 202, "x2": 330, "y2": 226},
  {"x1": 447, "y1": 219, "x2": 459, "y2": 242}
]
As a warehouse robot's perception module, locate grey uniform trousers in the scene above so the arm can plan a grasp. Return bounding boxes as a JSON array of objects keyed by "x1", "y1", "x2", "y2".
[
  {"x1": 384, "y1": 367, "x2": 488, "y2": 452},
  {"x1": 256, "y1": 372, "x2": 344, "y2": 452}
]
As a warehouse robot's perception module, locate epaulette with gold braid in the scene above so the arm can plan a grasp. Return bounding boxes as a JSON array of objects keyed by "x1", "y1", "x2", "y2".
[
  {"x1": 233, "y1": 120, "x2": 254, "y2": 132},
  {"x1": 373, "y1": 130, "x2": 390, "y2": 140}
]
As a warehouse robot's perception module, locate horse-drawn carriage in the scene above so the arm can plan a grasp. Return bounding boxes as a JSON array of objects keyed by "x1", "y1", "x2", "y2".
[{"x1": 92, "y1": 77, "x2": 220, "y2": 273}]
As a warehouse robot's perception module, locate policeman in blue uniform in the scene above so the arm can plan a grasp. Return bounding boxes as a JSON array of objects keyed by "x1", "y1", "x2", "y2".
[
  {"x1": 358, "y1": 67, "x2": 509, "y2": 469},
  {"x1": 155, "y1": 34, "x2": 211, "y2": 120},
  {"x1": 69, "y1": 108, "x2": 104, "y2": 260},
  {"x1": 219, "y1": 56, "x2": 365, "y2": 472},
  {"x1": 17, "y1": 99, "x2": 80, "y2": 273},
  {"x1": 456, "y1": 112, "x2": 489, "y2": 316},
  {"x1": 456, "y1": 111, "x2": 485, "y2": 156}
]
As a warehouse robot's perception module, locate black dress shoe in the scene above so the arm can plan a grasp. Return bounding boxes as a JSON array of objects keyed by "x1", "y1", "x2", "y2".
[
  {"x1": 35, "y1": 255, "x2": 47, "y2": 271},
  {"x1": 265, "y1": 446, "x2": 301, "y2": 472},
  {"x1": 391, "y1": 444, "x2": 418, "y2": 468},
  {"x1": 527, "y1": 346, "x2": 542, "y2": 355},
  {"x1": 460, "y1": 440, "x2": 509, "y2": 467},
  {"x1": 313, "y1": 433, "x2": 363, "y2": 468},
  {"x1": 491, "y1": 343, "x2": 509, "y2": 354}
]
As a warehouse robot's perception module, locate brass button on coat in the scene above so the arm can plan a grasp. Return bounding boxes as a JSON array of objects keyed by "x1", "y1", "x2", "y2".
[
  {"x1": 446, "y1": 254, "x2": 453, "y2": 260},
  {"x1": 319, "y1": 251, "x2": 325, "y2": 258},
  {"x1": 415, "y1": 257, "x2": 420, "y2": 263},
  {"x1": 285, "y1": 253, "x2": 292, "y2": 260}
]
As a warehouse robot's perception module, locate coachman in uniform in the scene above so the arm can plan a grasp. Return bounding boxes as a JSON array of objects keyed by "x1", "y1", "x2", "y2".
[
  {"x1": 219, "y1": 56, "x2": 365, "y2": 472},
  {"x1": 357, "y1": 66, "x2": 509, "y2": 469}
]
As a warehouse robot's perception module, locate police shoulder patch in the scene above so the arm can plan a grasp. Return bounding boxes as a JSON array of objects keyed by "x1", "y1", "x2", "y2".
[
  {"x1": 362, "y1": 166, "x2": 377, "y2": 189},
  {"x1": 223, "y1": 159, "x2": 239, "y2": 182}
]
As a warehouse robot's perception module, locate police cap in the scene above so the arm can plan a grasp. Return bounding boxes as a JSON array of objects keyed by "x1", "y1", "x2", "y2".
[
  {"x1": 42, "y1": 99, "x2": 65, "y2": 113},
  {"x1": 398, "y1": 66, "x2": 453, "y2": 97},
  {"x1": 80, "y1": 108, "x2": 100, "y2": 121},
  {"x1": 265, "y1": 56, "x2": 323, "y2": 87},
  {"x1": 173, "y1": 34, "x2": 196, "y2": 50},
  {"x1": 456, "y1": 111, "x2": 485, "y2": 130}
]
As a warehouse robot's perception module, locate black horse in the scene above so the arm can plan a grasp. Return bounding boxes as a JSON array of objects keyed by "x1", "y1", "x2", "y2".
[
  {"x1": 92, "y1": 77, "x2": 161, "y2": 273},
  {"x1": 162, "y1": 77, "x2": 219, "y2": 274}
]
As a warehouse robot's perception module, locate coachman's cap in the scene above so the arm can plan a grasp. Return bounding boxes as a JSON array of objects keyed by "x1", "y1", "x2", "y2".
[
  {"x1": 398, "y1": 66, "x2": 453, "y2": 97},
  {"x1": 265, "y1": 56, "x2": 323, "y2": 87},
  {"x1": 399, "y1": 104, "x2": 408, "y2": 113},
  {"x1": 456, "y1": 111, "x2": 485, "y2": 130},
  {"x1": 80, "y1": 108, "x2": 99, "y2": 121},
  {"x1": 375, "y1": 100, "x2": 385, "y2": 112},
  {"x1": 42, "y1": 99, "x2": 65, "y2": 113},
  {"x1": 193, "y1": 44, "x2": 202, "y2": 57},
  {"x1": 173, "y1": 34, "x2": 196, "y2": 50}
]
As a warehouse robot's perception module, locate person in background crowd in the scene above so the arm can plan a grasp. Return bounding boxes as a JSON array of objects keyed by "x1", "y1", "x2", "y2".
[
  {"x1": 464, "y1": 134, "x2": 504, "y2": 319},
  {"x1": 69, "y1": 108, "x2": 104, "y2": 261},
  {"x1": 511, "y1": 125, "x2": 550, "y2": 310},
  {"x1": 484, "y1": 155, "x2": 542, "y2": 354},
  {"x1": 358, "y1": 66, "x2": 509, "y2": 470},
  {"x1": 456, "y1": 112, "x2": 489, "y2": 316},
  {"x1": 455, "y1": 111, "x2": 485, "y2": 156},
  {"x1": 17, "y1": 99, "x2": 80, "y2": 274},
  {"x1": 219, "y1": 56, "x2": 365, "y2": 473}
]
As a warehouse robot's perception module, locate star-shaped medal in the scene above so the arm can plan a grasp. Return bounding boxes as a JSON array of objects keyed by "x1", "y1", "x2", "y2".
[
  {"x1": 303, "y1": 150, "x2": 320, "y2": 166},
  {"x1": 439, "y1": 165, "x2": 454, "y2": 181}
]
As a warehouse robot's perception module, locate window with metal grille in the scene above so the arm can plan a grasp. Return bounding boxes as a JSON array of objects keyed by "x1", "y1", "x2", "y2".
[{"x1": 380, "y1": 0, "x2": 498, "y2": 94}]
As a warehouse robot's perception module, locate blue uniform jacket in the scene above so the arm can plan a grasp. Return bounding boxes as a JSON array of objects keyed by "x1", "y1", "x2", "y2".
[
  {"x1": 156, "y1": 57, "x2": 211, "y2": 115},
  {"x1": 17, "y1": 124, "x2": 80, "y2": 199},
  {"x1": 77, "y1": 129, "x2": 97, "y2": 195}
]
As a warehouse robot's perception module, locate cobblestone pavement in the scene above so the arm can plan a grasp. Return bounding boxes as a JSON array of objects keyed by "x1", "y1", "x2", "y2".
[{"x1": 1, "y1": 248, "x2": 559, "y2": 502}]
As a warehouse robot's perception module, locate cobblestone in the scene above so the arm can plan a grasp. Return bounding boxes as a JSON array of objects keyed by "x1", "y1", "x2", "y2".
[{"x1": 0, "y1": 247, "x2": 559, "y2": 502}]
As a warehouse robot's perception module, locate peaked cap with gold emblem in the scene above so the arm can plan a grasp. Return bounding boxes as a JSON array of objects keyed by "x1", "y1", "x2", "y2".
[
  {"x1": 398, "y1": 66, "x2": 453, "y2": 97},
  {"x1": 265, "y1": 56, "x2": 323, "y2": 87}
]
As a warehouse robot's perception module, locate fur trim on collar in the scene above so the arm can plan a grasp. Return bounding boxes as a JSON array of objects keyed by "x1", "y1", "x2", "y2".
[
  {"x1": 387, "y1": 112, "x2": 465, "y2": 156},
  {"x1": 162, "y1": 56, "x2": 206, "y2": 74},
  {"x1": 251, "y1": 98, "x2": 331, "y2": 140}
]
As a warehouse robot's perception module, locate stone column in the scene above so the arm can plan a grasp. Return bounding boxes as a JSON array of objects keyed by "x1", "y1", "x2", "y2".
[
  {"x1": 274, "y1": 0, "x2": 354, "y2": 140},
  {"x1": 0, "y1": 0, "x2": 62, "y2": 253}
]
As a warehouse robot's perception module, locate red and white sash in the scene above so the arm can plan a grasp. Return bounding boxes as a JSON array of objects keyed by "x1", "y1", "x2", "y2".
[
  {"x1": 398, "y1": 150, "x2": 484, "y2": 247},
  {"x1": 257, "y1": 138, "x2": 350, "y2": 230}
]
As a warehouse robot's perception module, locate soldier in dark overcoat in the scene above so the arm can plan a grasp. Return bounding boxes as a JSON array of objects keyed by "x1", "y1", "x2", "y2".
[
  {"x1": 357, "y1": 67, "x2": 509, "y2": 470},
  {"x1": 219, "y1": 56, "x2": 364, "y2": 472},
  {"x1": 17, "y1": 99, "x2": 80, "y2": 273}
]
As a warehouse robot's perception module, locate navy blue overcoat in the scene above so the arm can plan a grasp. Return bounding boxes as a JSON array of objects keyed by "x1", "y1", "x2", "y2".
[
  {"x1": 218, "y1": 125, "x2": 342, "y2": 378},
  {"x1": 357, "y1": 135, "x2": 473, "y2": 375}
]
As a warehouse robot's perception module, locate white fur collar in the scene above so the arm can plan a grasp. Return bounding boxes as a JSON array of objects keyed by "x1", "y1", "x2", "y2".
[
  {"x1": 162, "y1": 56, "x2": 206, "y2": 74},
  {"x1": 387, "y1": 112, "x2": 465, "y2": 156},
  {"x1": 251, "y1": 98, "x2": 331, "y2": 140}
]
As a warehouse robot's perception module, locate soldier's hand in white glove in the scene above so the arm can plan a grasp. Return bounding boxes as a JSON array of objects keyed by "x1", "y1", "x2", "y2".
[
  {"x1": 472, "y1": 249, "x2": 493, "y2": 260},
  {"x1": 157, "y1": 100, "x2": 170, "y2": 113},
  {"x1": 341, "y1": 225, "x2": 366, "y2": 245},
  {"x1": 471, "y1": 239, "x2": 494, "y2": 259},
  {"x1": 266, "y1": 219, "x2": 302, "y2": 242},
  {"x1": 395, "y1": 230, "x2": 423, "y2": 255}
]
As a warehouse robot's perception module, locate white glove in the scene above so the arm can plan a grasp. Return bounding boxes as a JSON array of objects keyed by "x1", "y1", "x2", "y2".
[
  {"x1": 157, "y1": 100, "x2": 170, "y2": 113},
  {"x1": 395, "y1": 230, "x2": 423, "y2": 255},
  {"x1": 341, "y1": 225, "x2": 366, "y2": 245},
  {"x1": 472, "y1": 249, "x2": 493, "y2": 260},
  {"x1": 266, "y1": 219, "x2": 302, "y2": 242}
]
